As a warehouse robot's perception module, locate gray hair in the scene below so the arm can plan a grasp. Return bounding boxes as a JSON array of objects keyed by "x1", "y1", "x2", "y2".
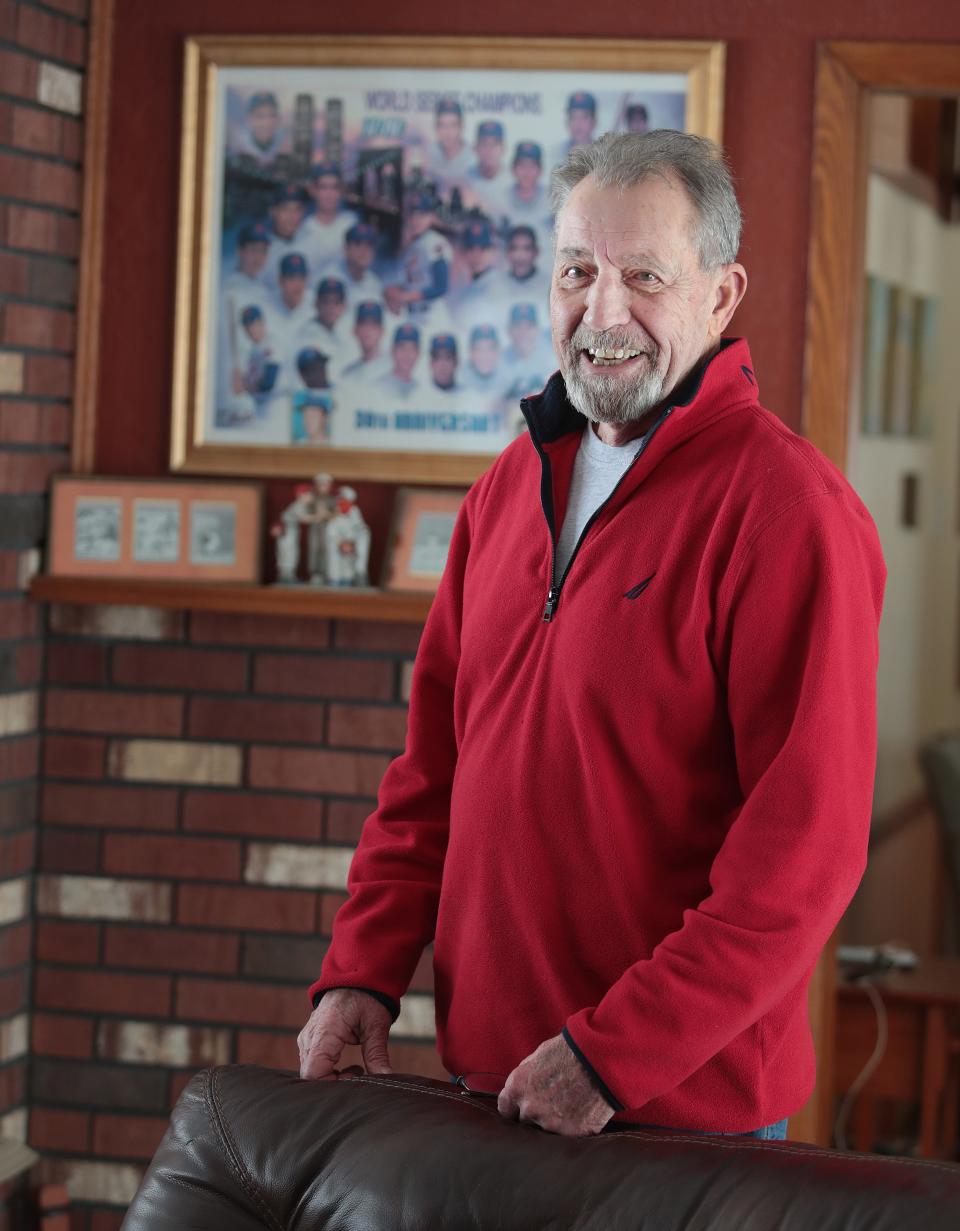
[{"x1": 550, "y1": 130, "x2": 742, "y2": 269}]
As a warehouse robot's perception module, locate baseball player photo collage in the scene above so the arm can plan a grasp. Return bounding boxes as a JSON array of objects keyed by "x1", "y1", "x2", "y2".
[{"x1": 207, "y1": 65, "x2": 687, "y2": 457}]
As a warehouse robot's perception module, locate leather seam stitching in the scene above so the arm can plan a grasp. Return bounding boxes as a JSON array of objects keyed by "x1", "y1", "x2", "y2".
[
  {"x1": 604, "y1": 1131, "x2": 960, "y2": 1175},
  {"x1": 204, "y1": 1067, "x2": 285, "y2": 1230},
  {"x1": 344, "y1": 1077, "x2": 959, "y2": 1175},
  {"x1": 347, "y1": 1074, "x2": 500, "y2": 1116}
]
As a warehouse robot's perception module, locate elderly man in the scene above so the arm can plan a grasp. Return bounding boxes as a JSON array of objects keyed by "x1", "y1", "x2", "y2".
[{"x1": 299, "y1": 131, "x2": 886, "y2": 1140}]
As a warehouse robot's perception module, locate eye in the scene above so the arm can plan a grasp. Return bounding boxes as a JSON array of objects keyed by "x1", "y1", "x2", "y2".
[{"x1": 559, "y1": 264, "x2": 588, "y2": 281}]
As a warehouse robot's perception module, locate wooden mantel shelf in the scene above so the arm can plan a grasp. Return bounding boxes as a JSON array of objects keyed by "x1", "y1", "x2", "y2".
[{"x1": 29, "y1": 575, "x2": 434, "y2": 623}]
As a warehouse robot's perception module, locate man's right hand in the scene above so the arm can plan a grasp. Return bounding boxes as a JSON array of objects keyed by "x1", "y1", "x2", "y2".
[{"x1": 297, "y1": 988, "x2": 393, "y2": 1079}]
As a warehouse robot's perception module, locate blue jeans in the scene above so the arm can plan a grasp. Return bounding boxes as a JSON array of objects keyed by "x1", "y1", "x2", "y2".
[
  {"x1": 728, "y1": 1122, "x2": 787, "y2": 1137},
  {"x1": 621, "y1": 1118, "x2": 789, "y2": 1140},
  {"x1": 740, "y1": 1119, "x2": 788, "y2": 1140}
]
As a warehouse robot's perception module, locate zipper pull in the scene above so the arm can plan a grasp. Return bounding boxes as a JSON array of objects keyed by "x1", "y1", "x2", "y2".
[{"x1": 542, "y1": 587, "x2": 560, "y2": 622}]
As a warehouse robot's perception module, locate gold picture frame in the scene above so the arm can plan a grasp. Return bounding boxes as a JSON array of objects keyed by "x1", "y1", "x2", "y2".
[{"x1": 171, "y1": 35, "x2": 725, "y2": 486}]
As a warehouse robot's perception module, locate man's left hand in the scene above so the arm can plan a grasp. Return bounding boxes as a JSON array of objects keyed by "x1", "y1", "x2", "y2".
[{"x1": 497, "y1": 1034, "x2": 615, "y2": 1137}]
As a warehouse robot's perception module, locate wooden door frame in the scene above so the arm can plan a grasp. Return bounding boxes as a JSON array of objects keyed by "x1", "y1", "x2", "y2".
[
  {"x1": 802, "y1": 41, "x2": 960, "y2": 467},
  {"x1": 794, "y1": 40, "x2": 960, "y2": 1147},
  {"x1": 72, "y1": 0, "x2": 114, "y2": 474}
]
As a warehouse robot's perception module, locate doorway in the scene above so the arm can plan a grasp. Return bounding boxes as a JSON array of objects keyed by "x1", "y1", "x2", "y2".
[{"x1": 799, "y1": 42, "x2": 960, "y2": 1151}]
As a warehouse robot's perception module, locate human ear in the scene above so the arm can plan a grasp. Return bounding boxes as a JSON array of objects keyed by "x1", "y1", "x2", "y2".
[{"x1": 711, "y1": 263, "x2": 748, "y2": 336}]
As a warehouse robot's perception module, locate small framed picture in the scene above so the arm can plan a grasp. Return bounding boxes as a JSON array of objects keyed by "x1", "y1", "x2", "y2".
[
  {"x1": 49, "y1": 477, "x2": 263, "y2": 582},
  {"x1": 382, "y1": 486, "x2": 466, "y2": 593}
]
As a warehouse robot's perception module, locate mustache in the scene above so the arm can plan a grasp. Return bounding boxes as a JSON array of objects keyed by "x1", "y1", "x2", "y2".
[{"x1": 567, "y1": 327, "x2": 659, "y2": 359}]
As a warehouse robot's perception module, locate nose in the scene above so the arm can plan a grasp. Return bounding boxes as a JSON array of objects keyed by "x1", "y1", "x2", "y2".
[{"x1": 583, "y1": 268, "x2": 632, "y2": 333}]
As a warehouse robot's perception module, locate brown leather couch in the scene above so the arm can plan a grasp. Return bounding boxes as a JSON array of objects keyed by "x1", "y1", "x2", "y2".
[{"x1": 121, "y1": 1065, "x2": 960, "y2": 1230}]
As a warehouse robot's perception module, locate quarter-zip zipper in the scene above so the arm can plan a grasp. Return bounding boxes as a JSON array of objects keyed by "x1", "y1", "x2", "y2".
[{"x1": 539, "y1": 405, "x2": 674, "y2": 622}]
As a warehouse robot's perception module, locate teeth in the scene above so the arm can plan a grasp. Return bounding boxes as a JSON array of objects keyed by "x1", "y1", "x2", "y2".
[{"x1": 586, "y1": 346, "x2": 643, "y2": 365}]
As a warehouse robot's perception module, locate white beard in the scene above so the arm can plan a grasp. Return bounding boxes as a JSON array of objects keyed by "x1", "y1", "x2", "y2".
[{"x1": 558, "y1": 330, "x2": 665, "y2": 425}]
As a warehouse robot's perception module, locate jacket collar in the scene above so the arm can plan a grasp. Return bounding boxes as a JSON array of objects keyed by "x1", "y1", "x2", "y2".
[{"x1": 521, "y1": 338, "x2": 759, "y2": 451}]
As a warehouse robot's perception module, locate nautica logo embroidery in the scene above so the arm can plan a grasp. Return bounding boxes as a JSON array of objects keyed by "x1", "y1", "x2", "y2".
[{"x1": 624, "y1": 573, "x2": 656, "y2": 600}]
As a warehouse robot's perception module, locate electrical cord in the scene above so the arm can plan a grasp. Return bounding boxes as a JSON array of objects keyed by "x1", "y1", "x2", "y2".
[{"x1": 833, "y1": 977, "x2": 889, "y2": 1152}]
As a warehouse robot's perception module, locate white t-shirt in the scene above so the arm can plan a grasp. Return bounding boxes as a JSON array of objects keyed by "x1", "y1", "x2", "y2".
[{"x1": 555, "y1": 420, "x2": 648, "y2": 577}]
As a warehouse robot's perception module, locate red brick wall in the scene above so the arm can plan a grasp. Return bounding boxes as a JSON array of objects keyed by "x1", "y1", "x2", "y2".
[
  {"x1": 0, "y1": 0, "x2": 86, "y2": 1197},
  {"x1": 32, "y1": 602, "x2": 438, "y2": 1222}
]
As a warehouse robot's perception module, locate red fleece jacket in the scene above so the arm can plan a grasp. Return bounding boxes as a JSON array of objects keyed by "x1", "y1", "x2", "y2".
[{"x1": 311, "y1": 339, "x2": 886, "y2": 1131}]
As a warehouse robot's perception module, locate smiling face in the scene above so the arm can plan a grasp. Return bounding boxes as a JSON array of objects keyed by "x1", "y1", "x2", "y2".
[
  {"x1": 279, "y1": 274, "x2": 306, "y2": 310},
  {"x1": 510, "y1": 318, "x2": 539, "y2": 356},
  {"x1": 464, "y1": 243, "x2": 494, "y2": 277},
  {"x1": 567, "y1": 107, "x2": 596, "y2": 147},
  {"x1": 436, "y1": 112, "x2": 463, "y2": 157},
  {"x1": 316, "y1": 293, "x2": 345, "y2": 328},
  {"x1": 549, "y1": 172, "x2": 746, "y2": 429},
  {"x1": 507, "y1": 232, "x2": 537, "y2": 278},
  {"x1": 345, "y1": 239, "x2": 375, "y2": 278},
  {"x1": 513, "y1": 156, "x2": 541, "y2": 194},
  {"x1": 244, "y1": 317, "x2": 266, "y2": 344},
  {"x1": 355, "y1": 319, "x2": 383, "y2": 358},
  {"x1": 302, "y1": 406, "x2": 326, "y2": 439},
  {"x1": 248, "y1": 103, "x2": 279, "y2": 147},
  {"x1": 310, "y1": 174, "x2": 342, "y2": 221},
  {"x1": 271, "y1": 199, "x2": 304, "y2": 240},
  {"x1": 470, "y1": 337, "x2": 499, "y2": 376},
  {"x1": 475, "y1": 135, "x2": 503, "y2": 178},
  {"x1": 238, "y1": 240, "x2": 268, "y2": 278},
  {"x1": 431, "y1": 353, "x2": 457, "y2": 387},
  {"x1": 393, "y1": 339, "x2": 419, "y2": 379}
]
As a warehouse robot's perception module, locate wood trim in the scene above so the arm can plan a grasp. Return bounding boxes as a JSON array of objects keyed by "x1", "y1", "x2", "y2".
[
  {"x1": 824, "y1": 41, "x2": 960, "y2": 93},
  {"x1": 70, "y1": 0, "x2": 115, "y2": 474},
  {"x1": 797, "y1": 37, "x2": 960, "y2": 1149},
  {"x1": 29, "y1": 574, "x2": 433, "y2": 623},
  {"x1": 185, "y1": 35, "x2": 724, "y2": 92},
  {"x1": 801, "y1": 45, "x2": 866, "y2": 469},
  {"x1": 789, "y1": 931, "x2": 838, "y2": 1145},
  {"x1": 869, "y1": 791, "x2": 931, "y2": 850}
]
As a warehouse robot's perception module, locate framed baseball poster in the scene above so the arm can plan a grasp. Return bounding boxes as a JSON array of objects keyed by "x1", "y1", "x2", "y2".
[{"x1": 171, "y1": 36, "x2": 725, "y2": 485}]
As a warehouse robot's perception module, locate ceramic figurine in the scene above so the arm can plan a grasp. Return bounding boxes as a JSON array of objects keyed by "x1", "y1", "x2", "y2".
[
  {"x1": 273, "y1": 483, "x2": 315, "y2": 582},
  {"x1": 307, "y1": 472, "x2": 337, "y2": 584},
  {"x1": 323, "y1": 485, "x2": 371, "y2": 586}
]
